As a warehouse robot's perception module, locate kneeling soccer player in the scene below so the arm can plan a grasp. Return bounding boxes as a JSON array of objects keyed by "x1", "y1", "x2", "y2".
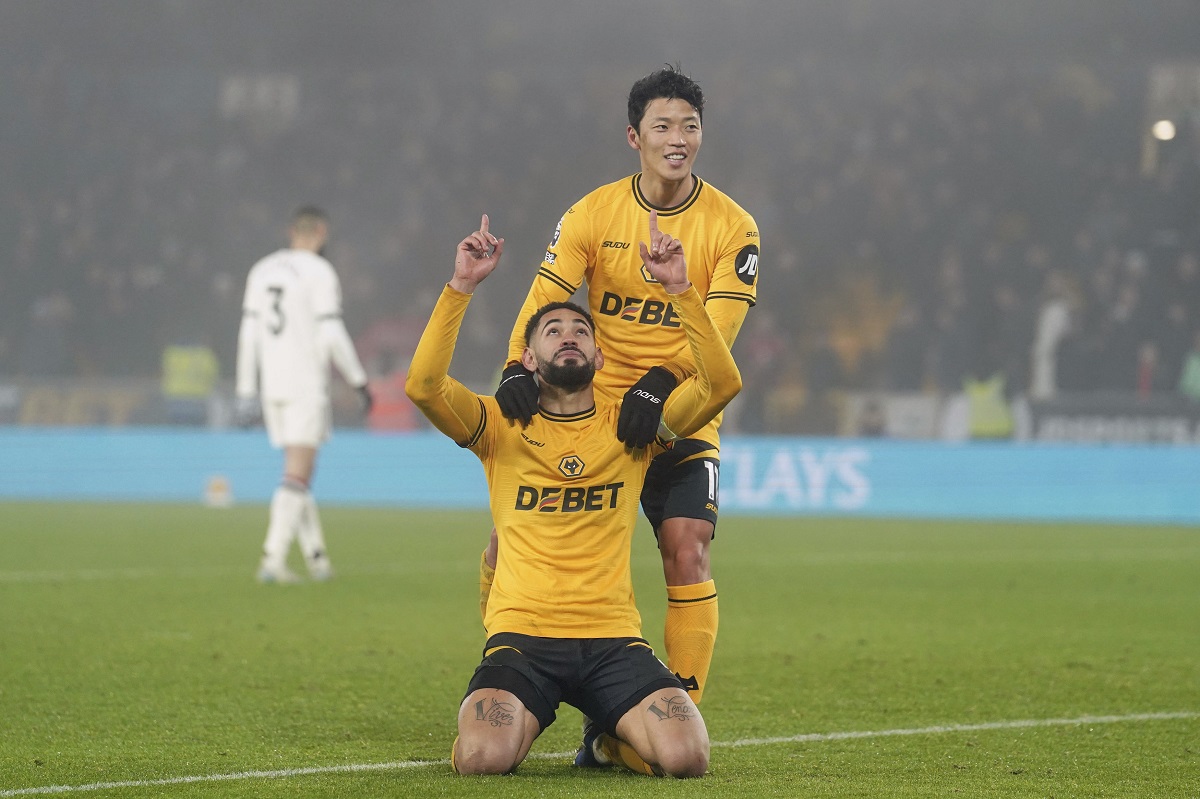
[{"x1": 405, "y1": 212, "x2": 740, "y2": 777}]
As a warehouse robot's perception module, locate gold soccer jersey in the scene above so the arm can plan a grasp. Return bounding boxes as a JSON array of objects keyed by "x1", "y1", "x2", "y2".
[
  {"x1": 506, "y1": 174, "x2": 759, "y2": 450},
  {"x1": 408, "y1": 283, "x2": 740, "y2": 639}
]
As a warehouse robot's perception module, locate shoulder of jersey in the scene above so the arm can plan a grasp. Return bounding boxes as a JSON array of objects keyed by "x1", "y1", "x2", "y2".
[
  {"x1": 296, "y1": 249, "x2": 333, "y2": 266},
  {"x1": 573, "y1": 174, "x2": 639, "y2": 214},
  {"x1": 290, "y1": 250, "x2": 337, "y2": 279},
  {"x1": 247, "y1": 250, "x2": 282, "y2": 280},
  {"x1": 252, "y1": 248, "x2": 286, "y2": 268},
  {"x1": 693, "y1": 177, "x2": 755, "y2": 221}
]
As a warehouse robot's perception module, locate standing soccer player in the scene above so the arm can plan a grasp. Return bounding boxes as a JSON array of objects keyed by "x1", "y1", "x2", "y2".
[
  {"x1": 407, "y1": 213, "x2": 740, "y2": 777},
  {"x1": 235, "y1": 205, "x2": 373, "y2": 583},
  {"x1": 491, "y1": 64, "x2": 760, "y2": 709}
]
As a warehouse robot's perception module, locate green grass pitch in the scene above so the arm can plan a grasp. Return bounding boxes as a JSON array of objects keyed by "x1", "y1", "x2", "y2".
[{"x1": 1, "y1": 502, "x2": 1197, "y2": 797}]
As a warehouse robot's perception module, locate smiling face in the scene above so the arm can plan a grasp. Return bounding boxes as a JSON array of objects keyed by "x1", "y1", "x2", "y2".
[
  {"x1": 628, "y1": 97, "x2": 703, "y2": 192},
  {"x1": 522, "y1": 307, "x2": 604, "y2": 392}
]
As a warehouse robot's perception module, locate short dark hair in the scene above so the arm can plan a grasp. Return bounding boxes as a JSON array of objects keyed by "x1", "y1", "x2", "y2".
[
  {"x1": 627, "y1": 63, "x2": 704, "y2": 131},
  {"x1": 524, "y1": 301, "x2": 595, "y2": 345},
  {"x1": 291, "y1": 205, "x2": 328, "y2": 230}
]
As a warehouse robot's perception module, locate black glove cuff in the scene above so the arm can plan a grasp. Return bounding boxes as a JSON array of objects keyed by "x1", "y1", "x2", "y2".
[
  {"x1": 499, "y1": 363, "x2": 533, "y2": 384},
  {"x1": 643, "y1": 366, "x2": 678, "y2": 392},
  {"x1": 496, "y1": 363, "x2": 538, "y2": 423}
]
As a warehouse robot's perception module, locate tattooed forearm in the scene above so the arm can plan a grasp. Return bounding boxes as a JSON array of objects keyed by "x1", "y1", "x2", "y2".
[{"x1": 647, "y1": 694, "x2": 693, "y2": 721}]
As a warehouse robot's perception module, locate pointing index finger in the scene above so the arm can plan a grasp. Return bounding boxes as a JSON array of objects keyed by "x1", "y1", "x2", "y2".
[{"x1": 648, "y1": 209, "x2": 659, "y2": 238}]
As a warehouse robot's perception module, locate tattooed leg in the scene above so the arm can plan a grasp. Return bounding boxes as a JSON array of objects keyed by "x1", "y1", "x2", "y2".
[
  {"x1": 609, "y1": 688, "x2": 709, "y2": 778},
  {"x1": 453, "y1": 689, "x2": 540, "y2": 775}
]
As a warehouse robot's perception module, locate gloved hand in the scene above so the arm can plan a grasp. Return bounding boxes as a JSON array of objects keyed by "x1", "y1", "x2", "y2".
[
  {"x1": 234, "y1": 396, "x2": 261, "y2": 429},
  {"x1": 356, "y1": 384, "x2": 374, "y2": 415},
  {"x1": 495, "y1": 363, "x2": 538, "y2": 424},
  {"x1": 617, "y1": 366, "x2": 677, "y2": 448}
]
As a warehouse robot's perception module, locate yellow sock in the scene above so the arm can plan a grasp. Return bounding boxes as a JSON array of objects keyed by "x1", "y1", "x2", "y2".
[
  {"x1": 478, "y1": 550, "x2": 495, "y2": 625},
  {"x1": 450, "y1": 735, "x2": 460, "y2": 774},
  {"x1": 598, "y1": 733, "x2": 663, "y2": 777},
  {"x1": 664, "y1": 580, "x2": 718, "y2": 704}
]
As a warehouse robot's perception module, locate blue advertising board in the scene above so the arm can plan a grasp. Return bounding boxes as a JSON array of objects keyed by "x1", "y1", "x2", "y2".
[
  {"x1": 718, "y1": 438, "x2": 1200, "y2": 523},
  {"x1": 0, "y1": 429, "x2": 1197, "y2": 524}
]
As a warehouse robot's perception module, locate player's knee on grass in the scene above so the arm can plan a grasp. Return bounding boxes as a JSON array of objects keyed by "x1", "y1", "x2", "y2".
[
  {"x1": 655, "y1": 733, "x2": 709, "y2": 779},
  {"x1": 455, "y1": 689, "x2": 537, "y2": 775},
  {"x1": 452, "y1": 737, "x2": 521, "y2": 776},
  {"x1": 617, "y1": 688, "x2": 710, "y2": 778}
]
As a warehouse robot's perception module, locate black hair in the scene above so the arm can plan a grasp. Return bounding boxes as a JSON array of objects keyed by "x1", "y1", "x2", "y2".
[
  {"x1": 291, "y1": 204, "x2": 328, "y2": 227},
  {"x1": 627, "y1": 63, "x2": 704, "y2": 131},
  {"x1": 524, "y1": 301, "x2": 595, "y2": 345}
]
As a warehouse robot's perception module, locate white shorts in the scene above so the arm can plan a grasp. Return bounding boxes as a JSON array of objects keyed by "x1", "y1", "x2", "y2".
[{"x1": 262, "y1": 399, "x2": 331, "y2": 449}]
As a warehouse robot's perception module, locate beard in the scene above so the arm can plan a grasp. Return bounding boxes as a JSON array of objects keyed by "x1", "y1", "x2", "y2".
[{"x1": 538, "y1": 353, "x2": 596, "y2": 392}]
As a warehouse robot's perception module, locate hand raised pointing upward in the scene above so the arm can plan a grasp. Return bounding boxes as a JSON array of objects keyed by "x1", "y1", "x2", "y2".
[
  {"x1": 638, "y1": 210, "x2": 690, "y2": 294},
  {"x1": 450, "y1": 214, "x2": 505, "y2": 295}
]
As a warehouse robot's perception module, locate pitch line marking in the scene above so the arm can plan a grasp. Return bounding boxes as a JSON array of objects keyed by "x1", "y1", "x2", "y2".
[
  {"x1": 0, "y1": 561, "x2": 473, "y2": 584},
  {"x1": 710, "y1": 710, "x2": 1200, "y2": 747},
  {"x1": 2, "y1": 711, "x2": 1195, "y2": 796},
  {"x1": 4, "y1": 546, "x2": 1199, "y2": 583}
]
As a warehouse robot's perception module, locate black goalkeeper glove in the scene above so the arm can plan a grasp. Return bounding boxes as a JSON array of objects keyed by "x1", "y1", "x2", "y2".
[
  {"x1": 356, "y1": 384, "x2": 374, "y2": 416},
  {"x1": 617, "y1": 366, "x2": 678, "y2": 448},
  {"x1": 495, "y1": 363, "x2": 538, "y2": 424}
]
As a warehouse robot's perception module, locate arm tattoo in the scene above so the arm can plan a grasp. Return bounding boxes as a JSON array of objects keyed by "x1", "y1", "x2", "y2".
[
  {"x1": 474, "y1": 697, "x2": 517, "y2": 727},
  {"x1": 646, "y1": 694, "x2": 693, "y2": 722}
]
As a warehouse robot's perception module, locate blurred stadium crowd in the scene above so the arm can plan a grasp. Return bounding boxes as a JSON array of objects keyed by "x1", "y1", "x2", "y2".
[{"x1": 2, "y1": 2, "x2": 1198, "y2": 434}]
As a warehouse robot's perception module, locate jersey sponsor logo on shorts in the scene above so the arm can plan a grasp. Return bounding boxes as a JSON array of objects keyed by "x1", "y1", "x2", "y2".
[
  {"x1": 735, "y1": 244, "x2": 759, "y2": 286},
  {"x1": 598, "y1": 292, "x2": 682, "y2": 328},
  {"x1": 514, "y1": 482, "x2": 625, "y2": 513}
]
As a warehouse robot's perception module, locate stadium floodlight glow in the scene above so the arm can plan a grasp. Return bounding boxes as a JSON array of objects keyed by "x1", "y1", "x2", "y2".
[{"x1": 1151, "y1": 119, "x2": 1176, "y2": 141}]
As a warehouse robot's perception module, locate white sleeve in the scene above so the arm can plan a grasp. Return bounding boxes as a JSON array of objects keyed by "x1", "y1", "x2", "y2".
[
  {"x1": 235, "y1": 271, "x2": 261, "y2": 398},
  {"x1": 312, "y1": 260, "x2": 367, "y2": 388},
  {"x1": 320, "y1": 318, "x2": 368, "y2": 388}
]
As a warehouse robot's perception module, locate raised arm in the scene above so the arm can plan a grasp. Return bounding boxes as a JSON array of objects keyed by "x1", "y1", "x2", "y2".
[
  {"x1": 636, "y1": 211, "x2": 742, "y2": 442},
  {"x1": 651, "y1": 212, "x2": 758, "y2": 384},
  {"x1": 405, "y1": 216, "x2": 505, "y2": 444},
  {"x1": 656, "y1": 296, "x2": 751, "y2": 383},
  {"x1": 495, "y1": 202, "x2": 591, "y2": 424}
]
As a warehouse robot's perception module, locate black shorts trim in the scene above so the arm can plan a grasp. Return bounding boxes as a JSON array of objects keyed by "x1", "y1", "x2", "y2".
[
  {"x1": 651, "y1": 437, "x2": 717, "y2": 470},
  {"x1": 464, "y1": 648, "x2": 557, "y2": 732},
  {"x1": 642, "y1": 442, "x2": 721, "y2": 536}
]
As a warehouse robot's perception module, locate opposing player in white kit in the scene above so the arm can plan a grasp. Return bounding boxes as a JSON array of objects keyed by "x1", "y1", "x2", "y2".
[{"x1": 235, "y1": 206, "x2": 373, "y2": 584}]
